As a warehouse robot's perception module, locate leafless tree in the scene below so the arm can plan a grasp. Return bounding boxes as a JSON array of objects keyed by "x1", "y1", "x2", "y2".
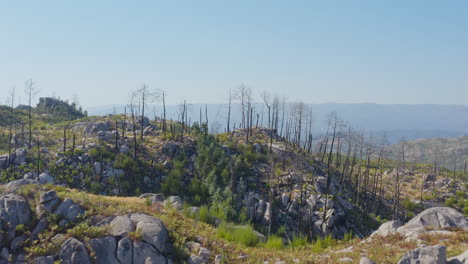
[
  {"x1": 24, "y1": 79, "x2": 39, "y2": 148},
  {"x1": 137, "y1": 84, "x2": 158, "y2": 140},
  {"x1": 128, "y1": 91, "x2": 138, "y2": 160},
  {"x1": 226, "y1": 88, "x2": 232, "y2": 133}
]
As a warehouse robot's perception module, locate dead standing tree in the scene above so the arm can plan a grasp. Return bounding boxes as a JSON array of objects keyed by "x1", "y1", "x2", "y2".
[
  {"x1": 128, "y1": 91, "x2": 139, "y2": 160},
  {"x1": 24, "y1": 79, "x2": 39, "y2": 148}
]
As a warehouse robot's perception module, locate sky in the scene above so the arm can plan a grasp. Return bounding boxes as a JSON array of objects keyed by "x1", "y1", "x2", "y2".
[{"x1": 1, "y1": 0, "x2": 467, "y2": 108}]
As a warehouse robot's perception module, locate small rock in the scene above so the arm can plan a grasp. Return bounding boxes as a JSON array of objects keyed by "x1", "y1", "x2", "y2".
[
  {"x1": 360, "y1": 256, "x2": 376, "y2": 264},
  {"x1": 339, "y1": 257, "x2": 354, "y2": 263},
  {"x1": 0, "y1": 248, "x2": 9, "y2": 260},
  {"x1": 38, "y1": 173, "x2": 55, "y2": 184},
  {"x1": 33, "y1": 256, "x2": 54, "y2": 264},
  {"x1": 397, "y1": 244, "x2": 446, "y2": 264}
]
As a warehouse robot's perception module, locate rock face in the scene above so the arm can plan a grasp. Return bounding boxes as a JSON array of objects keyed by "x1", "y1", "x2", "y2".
[
  {"x1": 3, "y1": 179, "x2": 39, "y2": 193},
  {"x1": 0, "y1": 194, "x2": 32, "y2": 241},
  {"x1": 89, "y1": 236, "x2": 119, "y2": 264},
  {"x1": 371, "y1": 220, "x2": 403, "y2": 237},
  {"x1": 53, "y1": 198, "x2": 85, "y2": 222},
  {"x1": 59, "y1": 238, "x2": 91, "y2": 264},
  {"x1": 397, "y1": 244, "x2": 446, "y2": 264},
  {"x1": 397, "y1": 207, "x2": 468, "y2": 237},
  {"x1": 85, "y1": 213, "x2": 172, "y2": 263}
]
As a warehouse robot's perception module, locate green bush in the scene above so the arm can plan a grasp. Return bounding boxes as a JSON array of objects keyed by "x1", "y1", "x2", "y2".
[
  {"x1": 67, "y1": 222, "x2": 108, "y2": 240},
  {"x1": 198, "y1": 205, "x2": 212, "y2": 224},
  {"x1": 217, "y1": 223, "x2": 260, "y2": 247},
  {"x1": 343, "y1": 231, "x2": 353, "y2": 242},
  {"x1": 445, "y1": 197, "x2": 456, "y2": 207},
  {"x1": 290, "y1": 234, "x2": 308, "y2": 248},
  {"x1": 262, "y1": 235, "x2": 284, "y2": 250},
  {"x1": 311, "y1": 235, "x2": 334, "y2": 253}
]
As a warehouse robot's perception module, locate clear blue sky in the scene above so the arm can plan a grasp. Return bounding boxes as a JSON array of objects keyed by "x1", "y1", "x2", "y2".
[{"x1": 1, "y1": 0, "x2": 467, "y2": 107}]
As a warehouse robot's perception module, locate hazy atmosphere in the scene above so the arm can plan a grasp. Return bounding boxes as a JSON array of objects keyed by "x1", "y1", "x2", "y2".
[{"x1": 2, "y1": 1, "x2": 468, "y2": 107}]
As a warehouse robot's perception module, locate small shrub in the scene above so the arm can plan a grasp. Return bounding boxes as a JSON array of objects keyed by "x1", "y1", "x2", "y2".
[
  {"x1": 290, "y1": 234, "x2": 308, "y2": 248},
  {"x1": 67, "y1": 222, "x2": 108, "y2": 241},
  {"x1": 198, "y1": 205, "x2": 211, "y2": 224},
  {"x1": 129, "y1": 228, "x2": 143, "y2": 241},
  {"x1": 445, "y1": 197, "x2": 456, "y2": 207},
  {"x1": 217, "y1": 223, "x2": 260, "y2": 247},
  {"x1": 343, "y1": 230, "x2": 353, "y2": 242},
  {"x1": 263, "y1": 235, "x2": 284, "y2": 250},
  {"x1": 311, "y1": 235, "x2": 334, "y2": 253}
]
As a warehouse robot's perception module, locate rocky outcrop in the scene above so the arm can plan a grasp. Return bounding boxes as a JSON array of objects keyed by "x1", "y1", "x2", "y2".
[
  {"x1": 0, "y1": 194, "x2": 32, "y2": 241},
  {"x1": 397, "y1": 244, "x2": 446, "y2": 264},
  {"x1": 59, "y1": 238, "x2": 91, "y2": 264},
  {"x1": 163, "y1": 196, "x2": 183, "y2": 210},
  {"x1": 139, "y1": 193, "x2": 165, "y2": 204},
  {"x1": 89, "y1": 236, "x2": 119, "y2": 264},
  {"x1": 371, "y1": 220, "x2": 403, "y2": 237},
  {"x1": 84, "y1": 213, "x2": 173, "y2": 263},
  {"x1": 2, "y1": 179, "x2": 39, "y2": 193},
  {"x1": 371, "y1": 207, "x2": 468, "y2": 240},
  {"x1": 162, "y1": 142, "x2": 180, "y2": 158},
  {"x1": 397, "y1": 207, "x2": 468, "y2": 237}
]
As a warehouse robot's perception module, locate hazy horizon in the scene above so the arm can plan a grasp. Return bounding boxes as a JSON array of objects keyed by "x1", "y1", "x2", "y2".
[{"x1": 2, "y1": 1, "x2": 468, "y2": 108}]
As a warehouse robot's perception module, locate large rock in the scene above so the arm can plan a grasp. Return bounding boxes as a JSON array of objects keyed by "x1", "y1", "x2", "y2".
[
  {"x1": 85, "y1": 122, "x2": 111, "y2": 134},
  {"x1": 397, "y1": 207, "x2": 468, "y2": 236},
  {"x1": 371, "y1": 220, "x2": 404, "y2": 237},
  {"x1": 2, "y1": 179, "x2": 39, "y2": 193},
  {"x1": 397, "y1": 244, "x2": 446, "y2": 264},
  {"x1": 0, "y1": 194, "x2": 32, "y2": 240},
  {"x1": 110, "y1": 215, "x2": 136, "y2": 236},
  {"x1": 39, "y1": 190, "x2": 61, "y2": 213},
  {"x1": 117, "y1": 237, "x2": 133, "y2": 264},
  {"x1": 448, "y1": 250, "x2": 468, "y2": 264},
  {"x1": 163, "y1": 196, "x2": 183, "y2": 210},
  {"x1": 133, "y1": 240, "x2": 166, "y2": 264},
  {"x1": 139, "y1": 193, "x2": 165, "y2": 204},
  {"x1": 136, "y1": 218, "x2": 169, "y2": 253},
  {"x1": 97, "y1": 131, "x2": 115, "y2": 141},
  {"x1": 59, "y1": 238, "x2": 91, "y2": 264},
  {"x1": 89, "y1": 236, "x2": 119, "y2": 264},
  {"x1": 53, "y1": 198, "x2": 85, "y2": 222},
  {"x1": 33, "y1": 256, "x2": 54, "y2": 264},
  {"x1": 38, "y1": 173, "x2": 55, "y2": 184}
]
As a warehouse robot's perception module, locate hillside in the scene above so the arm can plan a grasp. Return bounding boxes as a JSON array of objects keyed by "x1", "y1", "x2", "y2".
[
  {"x1": 388, "y1": 135, "x2": 468, "y2": 172},
  {"x1": 88, "y1": 103, "x2": 468, "y2": 142},
  {"x1": 0, "y1": 113, "x2": 466, "y2": 263},
  {"x1": 0, "y1": 182, "x2": 466, "y2": 263}
]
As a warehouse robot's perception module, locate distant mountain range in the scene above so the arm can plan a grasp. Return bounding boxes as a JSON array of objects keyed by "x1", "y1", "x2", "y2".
[
  {"x1": 88, "y1": 103, "x2": 468, "y2": 143},
  {"x1": 388, "y1": 135, "x2": 468, "y2": 170}
]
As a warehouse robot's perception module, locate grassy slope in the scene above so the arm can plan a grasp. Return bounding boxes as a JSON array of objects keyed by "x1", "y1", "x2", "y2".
[{"x1": 15, "y1": 184, "x2": 468, "y2": 264}]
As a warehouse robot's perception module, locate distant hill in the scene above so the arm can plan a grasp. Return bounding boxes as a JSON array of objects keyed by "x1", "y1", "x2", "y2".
[
  {"x1": 88, "y1": 103, "x2": 468, "y2": 143},
  {"x1": 388, "y1": 135, "x2": 468, "y2": 171}
]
